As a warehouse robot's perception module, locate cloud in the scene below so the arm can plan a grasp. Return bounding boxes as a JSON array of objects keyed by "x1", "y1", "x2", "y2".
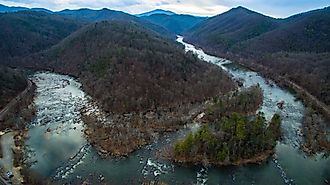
[
  {"x1": 0, "y1": 0, "x2": 328, "y2": 17},
  {"x1": 156, "y1": 1, "x2": 170, "y2": 6}
]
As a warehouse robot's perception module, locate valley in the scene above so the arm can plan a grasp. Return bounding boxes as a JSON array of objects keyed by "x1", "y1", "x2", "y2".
[
  {"x1": 11, "y1": 38, "x2": 328, "y2": 184},
  {"x1": 0, "y1": 2, "x2": 329, "y2": 185}
]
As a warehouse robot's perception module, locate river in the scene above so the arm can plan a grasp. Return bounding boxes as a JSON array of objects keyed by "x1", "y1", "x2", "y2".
[{"x1": 24, "y1": 37, "x2": 329, "y2": 184}]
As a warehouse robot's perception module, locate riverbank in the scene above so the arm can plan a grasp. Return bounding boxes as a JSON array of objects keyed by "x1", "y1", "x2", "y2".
[
  {"x1": 162, "y1": 113, "x2": 281, "y2": 169},
  {"x1": 0, "y1": 75, "x2": 36, "y2": 184},
  {"x1": 0, "y1": 132, "x2": 24, "y2": 184},
  {"x1": 160, "y1": 146, "x2": 274, "y2": 167},
  {"x1": 0, "y1": 79, "x2": 36, "y2": 130},
  {"x1": 301, "y1": 108, "x2": 330, "y2": 155},
  {"x1": 81, "y1": 100, "x2": 208, "y2": 157}
]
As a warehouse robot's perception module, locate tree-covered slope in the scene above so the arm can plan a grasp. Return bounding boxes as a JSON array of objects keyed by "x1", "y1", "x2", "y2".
[
  {"x1": 31, "y1": 20, "x2": 235, "y2": 113},
  {"x1": 0, "y1": 11, "x2": 84, "y2": 64},
  {"x1": 239, "y1": 6, "x2": 330, "y2": 54},
  {"x1": 185, "y1": 6, "x2": 279, "y2": 52},
  {"x1": 234, "y1": 7, "x2": 330, "y2": 106},
  {"x1": 0, "y1": 66, "x2": 27, "y2": 109}
]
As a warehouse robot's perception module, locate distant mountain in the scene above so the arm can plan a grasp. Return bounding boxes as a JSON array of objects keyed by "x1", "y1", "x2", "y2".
[
  {"x1": 0, "y1": 4, "x2": 28, "y2": 12},
  {"x1": 31, "y1": 8, "x2": 53, "y2": 13},
  {"x1": 0, "y1": 11, "x2": 84, "y2": 64},
  {"x1": 57, "y1": 8, "x2": 175, "y2": 39},
  {"x1": 0, "y1": 5, "x2": 180, "y2": 38},
  {"x1": 142, "y1": 14, "x2": 206, "y2": 34},
  {"x1": 58, "y1": 8, "x2": 134, "y2": 22},
  {"x1": 0, "y1": 4, "x2": 52, "y2": 13},
  {"x1": 185, "y1": 6, "x2": 279, "y2": 53},
  {"x1": 26, "y1": 20, "x2": 234, "y2": 113},
  {"x1": 137, "y1": 9, "x2": 176, "y2": 17}
]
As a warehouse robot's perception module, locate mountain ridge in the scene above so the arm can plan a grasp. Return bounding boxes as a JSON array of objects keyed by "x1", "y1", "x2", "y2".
[
  {"x1": 57, "y1": 8, "x2": 176, "y2": 39},
  {"x1": 0, "y1": 4, "x2": 53, "y2": 13},
  {"x1": 141, "y1": 14, "x2": 206, "y2": 34},
  {"x1": 137, "y1": 9, "x2": 176, "y2": 17}
]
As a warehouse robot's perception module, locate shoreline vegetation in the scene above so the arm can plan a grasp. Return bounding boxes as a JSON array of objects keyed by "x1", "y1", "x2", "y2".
[
  {"x1": 169, "y1": 114, "x2": 281, "y2": 166},
  {"x1": 302, "y1": 107, "x2": 330, "y2": 155},
  {"x1": 165, "y1": 86, "x2": 282, "y2": 166},
  {"x1": 0, "y1": 67, "x2": 28, "y2": 111},
  {"x1": 81, "y1": 99, "x2": 210, "y2": 157},
  {"x1": 229, "y1": 54, "x2": 330, "y2": 155},
  {"x1": 163, "y1": 148, "x2": 274, "y2": 167},
  {"x1": 0, "y1": 69, "x2": 38, "y2": 184}
]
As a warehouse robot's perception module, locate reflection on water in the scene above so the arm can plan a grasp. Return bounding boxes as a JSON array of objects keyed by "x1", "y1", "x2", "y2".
[
  {"x1": 25, "y1": 38, "x2": 329, "y2": 184},
  {"x1": 26, "y1": 73, "x2": 87, "y2": 176}
]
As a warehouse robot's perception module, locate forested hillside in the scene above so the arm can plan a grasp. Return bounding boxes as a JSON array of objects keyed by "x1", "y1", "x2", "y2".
[
  {"x1": 185, "y1": 6, "x2": 279, "y2": 52},
  {"x1": 0, "y1": 66, "x2": 27, "y2": 109},
  {"x1": 0, "y1": 11, "x2": 84, "y2": 64},
  {"x1": 238, "y1": 6, "x2": 330, "y2": 54},
  {"x1": 27, "y1": 20, "x2": 235, "y2": 113}
]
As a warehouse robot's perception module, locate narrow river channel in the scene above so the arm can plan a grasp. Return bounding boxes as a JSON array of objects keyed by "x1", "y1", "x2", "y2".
[{"x1": 24, "y1": 37, "x2": 329, "y2": 185}]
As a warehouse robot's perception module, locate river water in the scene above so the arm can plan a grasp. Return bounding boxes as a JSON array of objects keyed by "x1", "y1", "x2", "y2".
[{"x1": 24, "y1": 37, "x2": 329, "y2": 184}]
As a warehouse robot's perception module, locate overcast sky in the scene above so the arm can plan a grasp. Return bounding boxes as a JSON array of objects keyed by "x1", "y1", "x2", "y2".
[{"x1": 0, "y1": 0, "x2": 329, "y2": 17}]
